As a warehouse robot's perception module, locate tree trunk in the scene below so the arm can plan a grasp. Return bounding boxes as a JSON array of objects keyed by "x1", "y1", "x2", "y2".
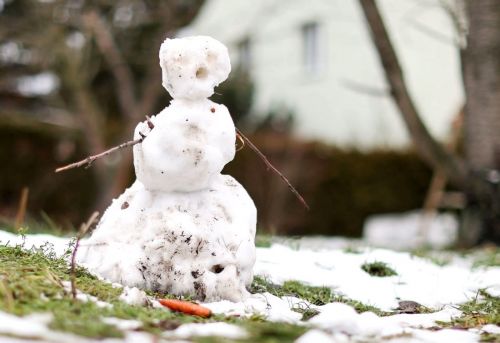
[{"x1": 461, "y1": 0, "x2": 500, "y2": 245}]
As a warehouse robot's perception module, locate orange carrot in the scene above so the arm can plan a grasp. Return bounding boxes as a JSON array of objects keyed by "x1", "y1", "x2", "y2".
[{"x1": 158, "y1": 298, "x2": 212, "y2": 318}]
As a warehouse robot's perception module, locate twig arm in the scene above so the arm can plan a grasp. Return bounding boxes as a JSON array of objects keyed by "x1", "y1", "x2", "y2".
[
  {"x1": 55, "y1": 136, "x2": 144, "y2": 173},
  {"x1": 236, "y1": 129, "x2": 309, "y2": 210}
]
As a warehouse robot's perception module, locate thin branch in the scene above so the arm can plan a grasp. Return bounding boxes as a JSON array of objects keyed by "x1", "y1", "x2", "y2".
[
  {"x1": 55, "y1": 136, "x2": 144, "y2": 173},
  {"x1": 82, "y1": 10, "x2": 137, "y2": 120},
  {"x1": 359, "y1": 0, "x2": 467, "y2": 187},
  {"x1": 236, "y1": 128, "x2": 309, "y2": 210},
  {"x1": 70, "y1": 211, "x2": 99, "y2": 300},
  {"x1": 236, "y1": 133, "x2": 246, "y2": 152},
  {"x1": 14, "y1": 187, "x2": 29, "y2": 230}
]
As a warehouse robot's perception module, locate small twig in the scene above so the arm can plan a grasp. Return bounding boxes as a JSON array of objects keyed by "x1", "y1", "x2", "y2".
[
  {"x1": 55, "y1": 136, "x2": 145, "y2": 173},
  {"x1": 70, "y1": 211, "x2": 99, "y2": 300},
  {"x1": 145, "y1": 115, "x2": 155, "y2": 129},
  {"x1": 14, "y1": 187, "x2": 29, "y2": 230},
  {"x1": 236, "y1": 133, "x2": 246, "y2": 152},
  {"x1": 235, "y1": 128, "x2": 309, "y2": 210}
]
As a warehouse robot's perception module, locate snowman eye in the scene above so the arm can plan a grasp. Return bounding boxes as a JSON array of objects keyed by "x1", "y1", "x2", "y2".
[
  {"x1": 210, "y1": 264, "x2": 224, "y2": 274},
  {"x1": 196, "y1": 67, "x2": 208, "y2": 79}
]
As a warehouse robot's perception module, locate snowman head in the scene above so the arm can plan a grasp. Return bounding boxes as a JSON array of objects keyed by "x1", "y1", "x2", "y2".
[{"x1": 159, "y1": 36, "x2": 231, "y2": 100}]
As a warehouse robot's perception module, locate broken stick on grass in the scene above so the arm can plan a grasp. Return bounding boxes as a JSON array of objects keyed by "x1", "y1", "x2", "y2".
[{"x1": 70, "y1": 211, "x2": 99, "y2": 300}]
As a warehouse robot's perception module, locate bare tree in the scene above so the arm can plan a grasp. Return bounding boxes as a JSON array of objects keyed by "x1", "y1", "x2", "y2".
[{"x1": 359, "y1": 0, "x2": 500, "y2": 246}]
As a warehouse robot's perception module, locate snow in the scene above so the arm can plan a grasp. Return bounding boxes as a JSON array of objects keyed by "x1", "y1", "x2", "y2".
[
  {"x1": 481, "y1": 324, "x2": 500, "y2": 334},
  {"x1": 102, "y1": 318, "x2": 142, "y2": 331},
  {"x1": 363, "y1": 210, "x2": 459, "y2": 249},
  {"x1": 168, "y1": 322, "x2": 247, "y2": 340},
  {"x1": 204, "y1": 293, "x2": 303, "y2": 322},
  {"x1": 0, "y1": 230, "x2": 71, "y2": 257},
  {"x1": 295, "y1": 329, "x2": 335, "y2": 343},
  {"x1": 61, "y1": 281, "x2": 112, "y2": 308},
  {"x1": 254, "y1": 244, "x2": 500, "y2": 311},
  {"x1": 159, "y1": 36, "x2": 231, "y2": 100},
  {"x1": 133, "y1": 99, "x2": 236, "y2": 192},
  {"x1": 0, "y1": 312, "x2": 53, "y2": 338},
  {"x1": 80, "y1": 36, "x2": 257, "y2": 302},
  {"x1": 118, "y1": 286, "x2": 150, "y2": 306}
]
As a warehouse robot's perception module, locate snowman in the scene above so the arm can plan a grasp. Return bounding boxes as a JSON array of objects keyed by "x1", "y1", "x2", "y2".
[{"x1": 79, "y1": 36, "x2": 257, "y2": 302}]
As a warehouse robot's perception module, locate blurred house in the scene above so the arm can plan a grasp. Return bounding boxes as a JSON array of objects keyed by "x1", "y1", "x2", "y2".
[{"x1": 181, "y1": 0, "x2": 465, "y2": 149}]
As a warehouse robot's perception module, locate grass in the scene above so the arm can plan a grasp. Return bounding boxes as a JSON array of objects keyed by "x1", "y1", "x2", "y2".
[
  {"x1": 254, "y1": 234, "x2": 273, "y2": 248},
  {"x1": 250, "y1": 276, "x2": 390, "y2": 318},
  {"x1": 446, "y1": 290, "x2": 499, "y2": 328},
  {"x1": 471, "y1": 247, "x2": 500, "y2": 269},
  {"x1": 361, "y1": 261, "x2": 398, "y2": 277},
  {"x1": 0, "y1": 242, "x2": 307, "y2": 342}
]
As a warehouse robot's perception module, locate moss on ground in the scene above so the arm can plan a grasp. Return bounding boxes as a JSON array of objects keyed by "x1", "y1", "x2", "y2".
[
  {"x1": 0, "y1": 243, "x2": 306, "y2": 342},
  {"x1": 361, "y1": 261, "x2": 398, "y2": 277}
]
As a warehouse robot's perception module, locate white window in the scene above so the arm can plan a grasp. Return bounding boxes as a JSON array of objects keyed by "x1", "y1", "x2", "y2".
[
  {"x1": 302, "y1": 22, "x2": 320, "y2": 73},
  {"x1": 238, "y1": 38, "x2": 251, "y2": 71}
]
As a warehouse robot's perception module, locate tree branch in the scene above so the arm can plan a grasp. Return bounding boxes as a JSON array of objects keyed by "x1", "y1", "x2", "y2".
[
  {"x1": 358, "y1": 0, "x2": 467, "y2": 186},
  {"x1": 82, "y1": 10, "x2": 137, "y2": 120}
]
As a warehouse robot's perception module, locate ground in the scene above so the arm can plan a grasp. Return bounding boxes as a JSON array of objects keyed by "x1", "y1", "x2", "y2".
[{"x1": 0, "y1": 228, "x2": 498, "y2": 343}]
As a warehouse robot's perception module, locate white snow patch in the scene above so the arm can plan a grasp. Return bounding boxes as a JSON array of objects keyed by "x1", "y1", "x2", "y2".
[
  {"x1": 481, "y1": 324, "x2": 500, "y2": 334},
  {"x1": 119, "y1": 286, "x2": 150, "y2": 306},
  {"x1": 0, "y1": 230, "x2": 71, "y2": 257},
  {"x1": 254, "y1": 244, "x2": 500, "y2": 311},
  {"x1": 168, "y1": 322, "x2": 247, "y2": 340},
  {"x1": 410, "y1": 328, "x2": 479, "y2": 343},
  {"x1": 203, "y1": 293, "x2": 302, "y2": 322},
  {"x1": 61, "y1": 281, "x2": 111, "y2": 308},
  {"x1": 363, "y1": 210, "x2": 458, "y2": 250},
  {"x1": 102, "y1": 317, "x2": 142, "y2": 331},
  {"x1": 0, "y1": 312, "x2": 53, "y2": 338},
  {"x1": 295, "y1": 329, "x2": 336, "y2": 343}
]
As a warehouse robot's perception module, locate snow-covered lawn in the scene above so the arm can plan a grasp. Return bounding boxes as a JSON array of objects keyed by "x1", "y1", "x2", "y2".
[{"x1": 0, "y1": 229, "x2": 498, "y2": 343}]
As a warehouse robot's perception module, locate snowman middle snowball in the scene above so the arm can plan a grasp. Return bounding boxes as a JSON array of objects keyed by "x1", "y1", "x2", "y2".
[{"x1": 80, "y1": 36, "x2": 257, "y2": 302}]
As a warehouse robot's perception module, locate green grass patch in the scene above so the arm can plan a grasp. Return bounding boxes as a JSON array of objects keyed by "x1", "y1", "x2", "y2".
[
  {"x1": 411, "y1": 250, "x2": 452, "y2": 266},
  {"x1": 250, "y1": 276, "x2": 389, "y2": 317},
  {"x1": 361, "y1": 261, "x2": 398, "y2": 277},
  {"x1": 481, "y1": 333, "x2": 500, "y2": 342},
  {"x1": 437, "y1": 290, "x2": 500, "y2": 330},
  {"x1": 471, "y1": 248, "x2": 500, "y2": 269},
  {"x1": 255, "y1": 234, "x2": 273, "y2": 248}
]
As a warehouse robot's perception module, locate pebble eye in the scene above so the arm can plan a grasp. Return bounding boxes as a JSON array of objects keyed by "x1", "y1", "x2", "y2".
[
  {"x1": 211, "y1": 264, "x2": 224, "y2": 274},
  {"x1": 196, "y1": 67, "x2": 208, "y2": 79}
]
